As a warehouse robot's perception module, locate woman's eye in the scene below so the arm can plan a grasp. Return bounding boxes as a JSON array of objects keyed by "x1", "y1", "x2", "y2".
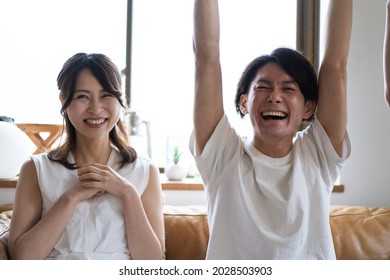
[
  {"x1": 103, "y1": 93, "x2": 115, "y2": 98},
  {"x1": 75, "y1": 94, "x2": 88, "y2": 99}
]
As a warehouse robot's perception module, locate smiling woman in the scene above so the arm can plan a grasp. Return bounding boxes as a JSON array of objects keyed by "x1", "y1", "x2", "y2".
[{"x1": 6, "y1": 52, "x2": 165, "y2": 260}]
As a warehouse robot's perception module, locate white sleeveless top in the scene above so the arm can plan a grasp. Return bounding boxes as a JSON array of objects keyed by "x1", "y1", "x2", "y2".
[{"x1": 32, "y1": 149, "x2": 150, "y2": 260}]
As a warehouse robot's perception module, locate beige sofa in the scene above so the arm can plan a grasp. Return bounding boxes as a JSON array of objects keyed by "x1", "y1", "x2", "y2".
[{"x1": 1, "y1": 204, "x2": 390, "y2": 260}]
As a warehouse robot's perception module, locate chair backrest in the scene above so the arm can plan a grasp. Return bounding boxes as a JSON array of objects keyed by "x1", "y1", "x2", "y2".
[{"x1": 16, "y1": 123, "x2": 65, "y2": 154}]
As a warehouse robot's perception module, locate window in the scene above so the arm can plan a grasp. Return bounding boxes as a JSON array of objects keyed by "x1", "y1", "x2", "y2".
[
  {"x1": 0, "y1": 0, "x2": 127, "y2": 125},
  {"x1": 131, "y1": 0, "x2": 297, "y2": 168},
  {"x1": 319, "y1": 0, "x2": 330, "y2": 62},
  {"x1": 1, "y1": 0, "x2": 308, "y2": 172}
]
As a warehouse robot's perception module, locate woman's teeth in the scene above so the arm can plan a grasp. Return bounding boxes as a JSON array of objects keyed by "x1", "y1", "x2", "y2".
[{"x1": 85, "y1": 119, "x2": 105, "y2": 125}]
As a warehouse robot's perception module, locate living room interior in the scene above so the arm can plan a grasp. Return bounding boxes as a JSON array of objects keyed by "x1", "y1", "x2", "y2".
[{"x1": 1, "y1": 0, "x2": 390, "y2": 260}]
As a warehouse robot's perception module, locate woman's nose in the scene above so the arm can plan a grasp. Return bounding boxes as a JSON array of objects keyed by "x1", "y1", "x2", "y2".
[{"x1": 88, "y1": 99, "x2": 104, "y2": 114}]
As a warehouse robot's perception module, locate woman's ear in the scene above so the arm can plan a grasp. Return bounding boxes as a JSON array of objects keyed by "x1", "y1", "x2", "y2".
[
  {"x1": 239, "y1": 94, "x2": 249, "y2": 115},
  {"x1": 59, "y1": 95, "x2": 64, "y2": 105},
  {"x1": 59, "y1": 95, "x2": 67, "y2": 116},
  {"x1": 303, "y1": 100, "x2": 316, "y2": 120}
]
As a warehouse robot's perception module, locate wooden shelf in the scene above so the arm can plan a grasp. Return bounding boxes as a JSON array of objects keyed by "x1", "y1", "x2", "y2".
[
  {"x1": 0, "y1": 177, "x2": 344, "y2": 193},
  {"x1": 333, "y1": 184, "x2": 344, "y2": 193},
  {"x1": 161, "y1": 178, "x2": 204, "y2": 191},
  {"x1": 0, "y1": 179, "x2": 17, "y2": 188},
  {"x1": 0, "y1": 177, "x2": 205, "y2": 190}
]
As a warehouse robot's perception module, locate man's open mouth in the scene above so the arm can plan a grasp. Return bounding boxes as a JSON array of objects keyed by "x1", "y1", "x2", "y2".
[{"x1": 261, "y1": 111, "x2": 287, "y2": 120}]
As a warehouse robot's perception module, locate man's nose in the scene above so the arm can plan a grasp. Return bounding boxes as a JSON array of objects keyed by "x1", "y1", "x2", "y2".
[{"x1": 267, "y1": 88, "x2": 282, "y2": 103}]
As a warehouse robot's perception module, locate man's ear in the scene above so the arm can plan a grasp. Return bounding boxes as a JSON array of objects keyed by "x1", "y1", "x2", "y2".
[
  {"x1": 303, "y1": 100, "x2": 316, "y2": 120},
  {"x1": 239, "y1": 94, "x2": 249, "y2": 115}
]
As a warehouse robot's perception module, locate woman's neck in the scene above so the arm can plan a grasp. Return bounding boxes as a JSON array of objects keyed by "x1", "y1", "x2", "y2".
[{"x1": 72, "y1": 139, "x2": 112, "y2": 166}]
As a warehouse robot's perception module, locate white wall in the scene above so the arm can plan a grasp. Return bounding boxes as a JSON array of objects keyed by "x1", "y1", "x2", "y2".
[
  {"x1": 0, "y1": 188, "x2": 15, "y2": 205},
  {"x1": 163, "y1": 190, "x2": 207, "y2": 206},
  {"x1": 331, "y1": 0, "x2": 390, "y2": 207}
]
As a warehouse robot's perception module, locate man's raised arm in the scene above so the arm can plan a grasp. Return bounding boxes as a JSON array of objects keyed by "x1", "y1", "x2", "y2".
[
  {"x1": 316, "y1": 0, "x2": 353, "y2": 156},
  {"x1": 193, "y1": 0, "x2": 224, "y2": 154}
]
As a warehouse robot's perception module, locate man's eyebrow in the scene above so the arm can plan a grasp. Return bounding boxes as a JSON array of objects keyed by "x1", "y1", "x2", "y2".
[
  {"x1": 254, "y1": 79, "x2": 272, "y2": 84},
  {"x1": 281, "y1": 80, "x2": 298, "y2": 85},
  {"x1": 254, "y1": 79, "x2": 297, "y2": 85}
]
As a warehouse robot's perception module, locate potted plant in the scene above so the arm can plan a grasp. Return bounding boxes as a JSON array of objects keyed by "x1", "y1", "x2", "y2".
[{"x1": 165, "y1": 146, "x2": 187, "y2": 181}]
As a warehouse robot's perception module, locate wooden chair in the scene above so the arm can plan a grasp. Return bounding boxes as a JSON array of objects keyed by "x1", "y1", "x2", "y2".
[{"x1": 16, "y1": 124, "x2": 65, "y2": 154}]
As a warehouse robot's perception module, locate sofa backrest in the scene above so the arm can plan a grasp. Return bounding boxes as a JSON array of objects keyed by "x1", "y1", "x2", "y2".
[
  {"x1": 163, "y1": 205, "x2": 209, "y2": 260},
  {"x1": 330, "y1": 205, "x2": 390, "y2": 260},
  {"x1": 163, "y1": 205, "x2": 390, "y2": 260}
]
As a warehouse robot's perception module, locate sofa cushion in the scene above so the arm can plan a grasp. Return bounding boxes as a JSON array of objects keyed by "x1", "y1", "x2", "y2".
[
  {"x1": 163, "y1": 205, "x2": 209, "y2": 260},
  {"x1": 330, "y1": 205, "x2": 390, "y2": 260},
  {"x1": 0, "y1": 210, "x2": 12, "y2": 260}
]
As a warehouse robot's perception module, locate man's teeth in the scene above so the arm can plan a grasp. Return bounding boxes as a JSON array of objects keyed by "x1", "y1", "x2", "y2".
[
  {"x1": 262, "y1": 111, "x2": 286, "y2": 118},
  {"x1": 86, "y1": 119, "x2": 105, "y2": 125}
]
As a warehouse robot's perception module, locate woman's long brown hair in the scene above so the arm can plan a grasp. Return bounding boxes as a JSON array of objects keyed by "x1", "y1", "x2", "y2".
[{"x1": 48, "y1": 53, "x2": 137, "y2": 169}]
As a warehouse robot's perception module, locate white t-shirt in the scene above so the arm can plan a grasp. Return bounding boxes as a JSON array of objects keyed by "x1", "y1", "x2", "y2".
[
  {"x1": 190, "y1": 115, "x2": 351, "y2": 260},
  {"x1": 32, "y1": 148, "x2": 150, "y2": 260}
]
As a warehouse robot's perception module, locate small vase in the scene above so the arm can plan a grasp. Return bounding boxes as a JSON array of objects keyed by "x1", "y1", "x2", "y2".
[{"x1": 165, "y1": 163, "x2": 187, "y2": 181}]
